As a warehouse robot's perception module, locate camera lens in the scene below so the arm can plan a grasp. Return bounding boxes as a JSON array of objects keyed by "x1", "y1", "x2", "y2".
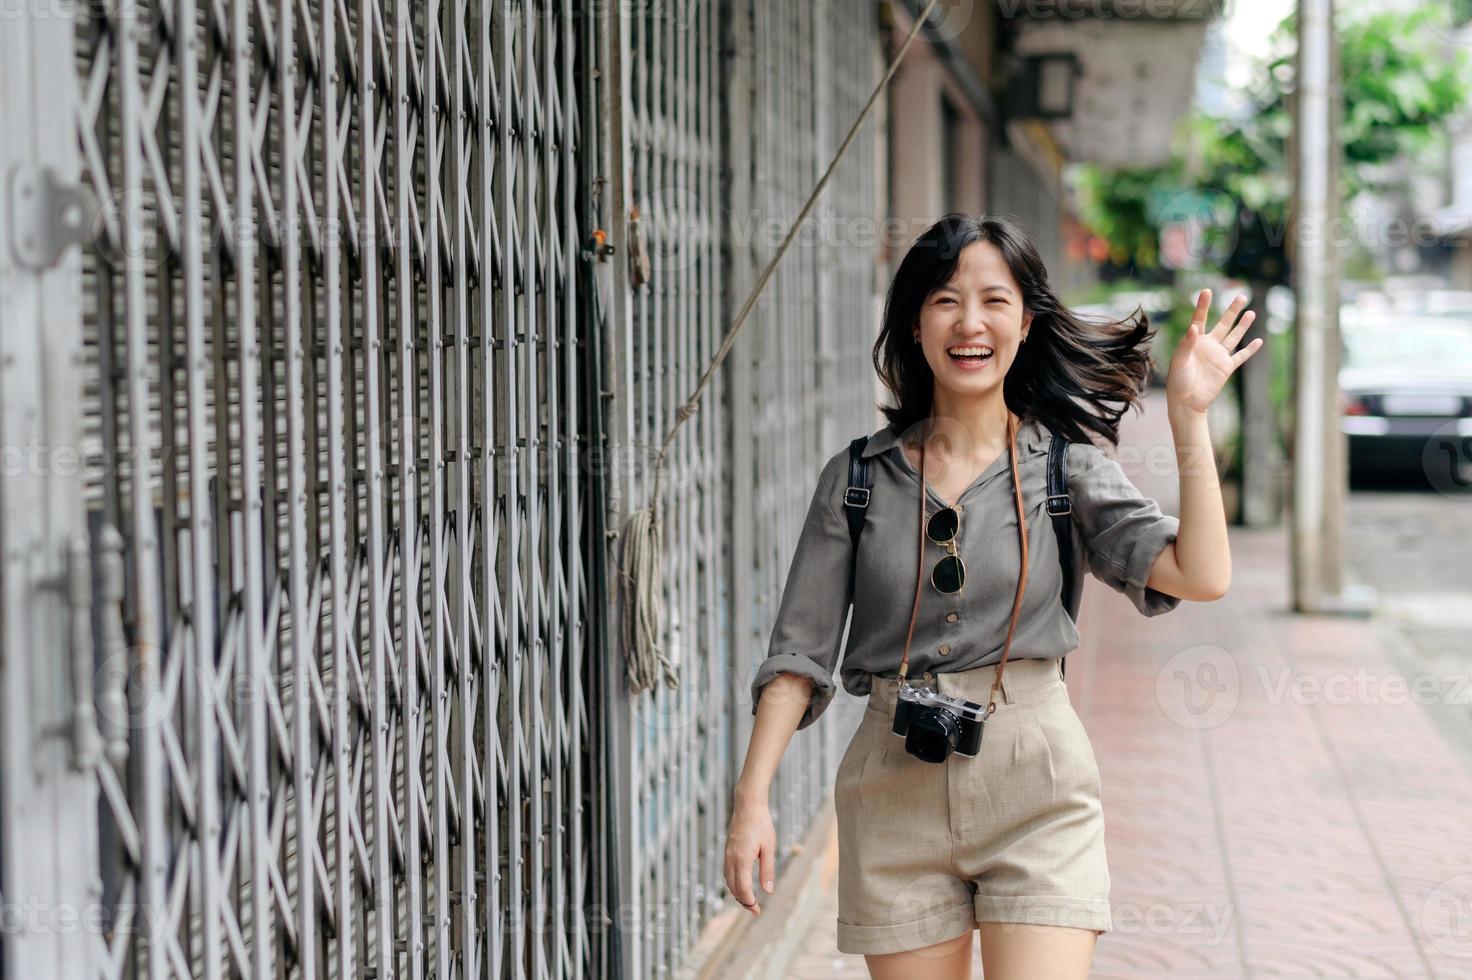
[{"x1": 908, "y1": 708, "x2": 961, "y2": 763}]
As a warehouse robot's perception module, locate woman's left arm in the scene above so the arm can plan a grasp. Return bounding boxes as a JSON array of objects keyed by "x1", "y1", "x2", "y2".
[{"x1": 1146, "y1": 289, "x2": 1266, "y2": 602}]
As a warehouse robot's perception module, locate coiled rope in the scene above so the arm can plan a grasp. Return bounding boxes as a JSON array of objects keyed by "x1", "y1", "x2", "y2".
[{"x1": 620, "y1": 0, "x2": 944, "y2": 693}]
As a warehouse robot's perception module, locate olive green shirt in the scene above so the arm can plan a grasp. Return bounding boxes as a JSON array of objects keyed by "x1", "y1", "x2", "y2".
[{"x1": 751, "y1": 415, "x2": 1183, "y2": 730}]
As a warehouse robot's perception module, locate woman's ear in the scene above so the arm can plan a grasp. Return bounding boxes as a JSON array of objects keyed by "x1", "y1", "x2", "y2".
[{"x1": 1022, "y1": 309, "x2": 1035, "y2": 336}]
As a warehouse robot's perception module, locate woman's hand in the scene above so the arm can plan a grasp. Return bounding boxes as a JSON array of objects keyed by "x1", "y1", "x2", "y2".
[
  {"x1": 723, "y1": 791, "x2": 776, "y2": 917},
  {"x1": 1166, "y1": 289, "x2": 1266, "y2": 416}
]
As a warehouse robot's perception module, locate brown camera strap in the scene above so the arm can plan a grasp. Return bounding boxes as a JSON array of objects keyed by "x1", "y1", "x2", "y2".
[{"x1": 896, "y1": 411, "x2": 1030, "y2": 718}]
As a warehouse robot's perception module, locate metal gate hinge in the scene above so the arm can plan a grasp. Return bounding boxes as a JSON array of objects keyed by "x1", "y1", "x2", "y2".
[{"x1": 8, "y1": 165, "x2": 97, "y2": 270}]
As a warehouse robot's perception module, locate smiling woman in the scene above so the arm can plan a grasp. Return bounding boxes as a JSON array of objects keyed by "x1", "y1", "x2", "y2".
[{"x1": 725, "y1": 212, "x2": 1262, "y2": 980}]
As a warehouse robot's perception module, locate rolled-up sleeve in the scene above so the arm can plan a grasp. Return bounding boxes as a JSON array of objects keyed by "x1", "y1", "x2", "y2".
[
  {"x1": 750, "y1": 451, "x2": 853, "y2": 731},
  {"x1": 1067, "y1": 441, "x2": 1183, "y2": 617}
]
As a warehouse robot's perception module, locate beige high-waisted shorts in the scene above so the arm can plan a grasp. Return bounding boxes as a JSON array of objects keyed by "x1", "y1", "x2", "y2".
[{"x1": 834, "y1": 656, "x2": 1112, "y2": 955}]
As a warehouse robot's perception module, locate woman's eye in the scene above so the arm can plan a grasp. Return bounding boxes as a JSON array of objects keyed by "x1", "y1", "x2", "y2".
[
  {"x1": 937, "y1": 297, "x2": 957, "y2": 305},
  {"x1": 986, "y1": 298, "x2": 1006, "y2": 306}
]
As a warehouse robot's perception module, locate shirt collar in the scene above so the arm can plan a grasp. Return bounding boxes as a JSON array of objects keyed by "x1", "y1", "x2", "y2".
[{"x1": 861, "y1": 415, "x2": 1052, "y2": 459}]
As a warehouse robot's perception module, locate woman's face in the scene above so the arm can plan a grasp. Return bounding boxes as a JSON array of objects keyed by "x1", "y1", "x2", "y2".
[{"x1": 912, "y1": 239, "x2": 1033, "y2": 401}]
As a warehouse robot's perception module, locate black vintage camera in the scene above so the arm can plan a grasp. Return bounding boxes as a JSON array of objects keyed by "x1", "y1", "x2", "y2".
[{"x1": 891, "y1": 681, "x2": 988, "y2": 763}]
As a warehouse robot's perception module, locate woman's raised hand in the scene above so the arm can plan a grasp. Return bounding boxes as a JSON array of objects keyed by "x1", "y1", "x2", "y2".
[{"x1": 1166, "y1": 289, "x2": 1266, "y2": 416}]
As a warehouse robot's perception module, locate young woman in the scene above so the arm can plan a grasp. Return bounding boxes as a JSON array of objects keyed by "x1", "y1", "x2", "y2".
[{"x1": 722, "y1": 213, "x2": 1263, "y2": 980}]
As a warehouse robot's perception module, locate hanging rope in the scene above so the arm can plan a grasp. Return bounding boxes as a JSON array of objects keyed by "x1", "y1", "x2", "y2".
[{"x1": 619, "y1": 0, "x2": 944, "y2": 693}]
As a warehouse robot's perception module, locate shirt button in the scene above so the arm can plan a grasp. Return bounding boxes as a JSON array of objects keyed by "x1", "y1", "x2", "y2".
[
  {"x1": 938, "y1": 644, "x2": 951, "y2": 656},
  {"x1": 945, "y1": 613, "x2": 958, "y2": 623}
]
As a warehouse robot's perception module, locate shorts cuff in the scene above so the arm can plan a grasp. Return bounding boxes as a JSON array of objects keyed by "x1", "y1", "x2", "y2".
[
  {"x1": 835, "y1": 899, "x2": 976, "y2": 955},
  {"x1": 972, "y1": 893, "x2": 1113, "y2": 934}
]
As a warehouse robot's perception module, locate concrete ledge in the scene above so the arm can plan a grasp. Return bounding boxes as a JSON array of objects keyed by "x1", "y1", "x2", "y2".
[{"x1": 685, "y1": 794, "x2": 839, "y2": 980}]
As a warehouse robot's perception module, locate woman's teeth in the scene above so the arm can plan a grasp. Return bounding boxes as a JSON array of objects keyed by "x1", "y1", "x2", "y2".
[{"x1": 947, "y1": 346, "x2": 993, "y2": 363}]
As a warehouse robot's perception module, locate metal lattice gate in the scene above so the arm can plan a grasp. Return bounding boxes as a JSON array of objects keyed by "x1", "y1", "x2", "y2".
[
  {"x1": 4, "y1": 0, "x2": 605, "y2": 977},
  {"x1": 597, "y1": 1, "x2": 881, "y2": 977},
  {"x1": 598, "y1": 0, "x2": 728, "y2": 975},
  {"x1": 1, "y1": 2, "x2": 884, "y2": 979},
  {"x1": 728, "y1": 0, "x2": 882, "y2": 851}
]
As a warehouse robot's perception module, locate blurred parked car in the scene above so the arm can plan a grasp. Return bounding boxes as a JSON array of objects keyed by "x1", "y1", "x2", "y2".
[
  {"x1": 1338, "y1": 309, "x2": 1472, "y2": 478},
  {"x1": 1424, "y1": 290, "x2": 1472, "y2": 318}
]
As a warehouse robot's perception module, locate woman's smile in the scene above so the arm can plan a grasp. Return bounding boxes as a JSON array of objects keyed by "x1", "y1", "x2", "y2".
[{"x1": 945, "y1": 344, "x2": 995, "y2": 370}]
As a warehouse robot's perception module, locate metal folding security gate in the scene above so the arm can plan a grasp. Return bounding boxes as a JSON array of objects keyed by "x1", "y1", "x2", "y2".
[
  {"x1": 596, "y1": 1, "x2": 728, "y2": 976},
  {"x1": 2, "y1": 2, "x2": 883, "y2": 978},
  {"x1": 598, "y1": 1, "x2": 881, "y2": 977},
  {"x1": 4, "y1": 0, "x2": 605, "y2": 977}
]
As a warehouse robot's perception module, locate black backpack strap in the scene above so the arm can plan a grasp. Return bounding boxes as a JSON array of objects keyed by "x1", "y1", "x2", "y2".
[
  {"x1": 1047, "y1": 433, "x2": 1077, "y2": 680},
  {"x1": 843, "y1": 436, "x2": 872, "y2": 599}
]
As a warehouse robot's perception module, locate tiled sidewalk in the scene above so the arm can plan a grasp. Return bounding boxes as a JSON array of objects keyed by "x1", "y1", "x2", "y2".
[
  {"x1": 787, "y1": 401, "x2": 1472, "y2": 978},
  {"x1": 1078, "y1": 524, "x2": 1472, "y2": 978}
]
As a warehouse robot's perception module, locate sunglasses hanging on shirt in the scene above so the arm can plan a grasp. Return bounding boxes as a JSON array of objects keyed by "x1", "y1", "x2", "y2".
[{"x1": 926, "y1": 505, "x2": 965, "y2": 595}]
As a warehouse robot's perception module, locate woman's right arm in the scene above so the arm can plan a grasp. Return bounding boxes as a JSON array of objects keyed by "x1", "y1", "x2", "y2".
[
  {"x1": 723, "y1": 672, "x2": 813, "y2": 916},
  {"x1": 723, "y1": 448, "x2": 855, "y2": 916}
]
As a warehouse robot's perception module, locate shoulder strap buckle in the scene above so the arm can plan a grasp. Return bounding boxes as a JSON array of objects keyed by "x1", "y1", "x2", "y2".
[
  {"x1": 1045, "y1": 493, "x2": 1071, "y2": 516},
  {"x1": 843, "y1": 436, "x2": 874, "y2": 599}
]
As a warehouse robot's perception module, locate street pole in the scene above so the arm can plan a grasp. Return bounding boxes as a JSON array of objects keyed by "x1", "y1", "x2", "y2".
[
  {"x1": 1289, "y1": 0, "x2": 1336, "y2": 612},
  {"x1": 1322, "y1": 5, "x2": 1347, "y2": 598},
  {"x1": 1291, "y1": 0, "x2": 1333, "y2": 612},
  {"x1": 1291, "y1": 0, "x2": 1371, "y2": 615}
]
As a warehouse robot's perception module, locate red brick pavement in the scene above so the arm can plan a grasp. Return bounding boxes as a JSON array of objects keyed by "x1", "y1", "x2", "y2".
[
  {"x1": 1076, "y1": 522, "x2": 1472, "y2": 979},
  {"x1": 787, "y1": 398, "x2": 1472, "y2": 978}
]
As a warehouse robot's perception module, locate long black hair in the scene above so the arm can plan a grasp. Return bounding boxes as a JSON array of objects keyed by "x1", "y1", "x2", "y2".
[{"x1": 873, "y1": 212, "x2": 1158, "y2": 448}]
